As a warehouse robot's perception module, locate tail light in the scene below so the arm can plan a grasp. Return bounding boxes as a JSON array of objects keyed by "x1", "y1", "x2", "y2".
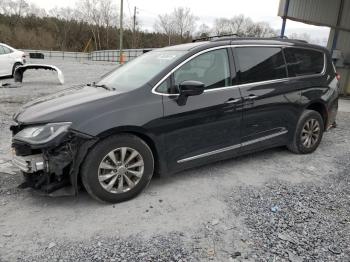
[{"x1": 336, "y1": 73, "x2": 341, "y2": 81}]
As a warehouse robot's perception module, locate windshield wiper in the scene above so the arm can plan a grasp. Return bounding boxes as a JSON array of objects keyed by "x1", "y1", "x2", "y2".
[{"x1": 87, "y1": 82, "x2": 114, "y2": 90}]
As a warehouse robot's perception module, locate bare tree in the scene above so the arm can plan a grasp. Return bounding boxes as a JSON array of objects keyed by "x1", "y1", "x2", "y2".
[
  {"x1": 212, "y1": 18, "x2": 231, "y2": 35},
  {"x1": 212, "y1": 14, "x2": 276, "y2": 37},
  {"x1": 154, "y1": 13, "x2": 176, "y2": 45},
  {"x1": 76, "y1": 0, "x2": 98, "y2": 50},
  {"x1": 0, "y1": 0, "x2": 29, "y2": 16},
  {"x1": 100, "y1": 0, "x2": 118, "y2": 49},
  {"x1": 154, "y1": 7, "x2": 197, "y2": 44},
  {"x1": 172, "y1": 7, "x2": 197, "y2": 40},
  {"x1": 49, "y1": 7, "x2": 77, "y2": 50},
  {"x1": 76, "y1": 0, "x2": 119, "y2": 50},
  {"x1": 196, "y1": 23, "x2": 211, "y2": 38}
]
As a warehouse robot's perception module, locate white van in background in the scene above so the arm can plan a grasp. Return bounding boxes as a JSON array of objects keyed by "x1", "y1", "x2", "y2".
[{"x1": 0, "y1": 43, "x2": 26, "y2": 77}]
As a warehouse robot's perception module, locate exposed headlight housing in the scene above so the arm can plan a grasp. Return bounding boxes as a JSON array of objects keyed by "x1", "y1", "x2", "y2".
[{"x1": 13, "y1": 122, "x2": 72, "y2": 145}]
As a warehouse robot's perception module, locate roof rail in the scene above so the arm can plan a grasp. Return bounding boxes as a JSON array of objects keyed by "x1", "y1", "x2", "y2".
[
  {"x1": 192, "y1": 34, "x2": 309, "y2": 44},
  {"x1": 270, "y1": 36, "x2": 308, "y2": 43},
  {"x1": 192, "y1": 33, "x2": 241, "y2": 42}
]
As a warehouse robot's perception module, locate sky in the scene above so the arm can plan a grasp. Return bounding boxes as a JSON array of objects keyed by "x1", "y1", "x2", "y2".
[{"x1": 28, "y1": 0, "x2": 330, "y2": 44}]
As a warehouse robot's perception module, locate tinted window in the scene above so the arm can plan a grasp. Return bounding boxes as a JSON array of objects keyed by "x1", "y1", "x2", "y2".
[
  {"x1": 236, "y1": 47, "x2": 287, "y2": 84},
  {"x1": 284, "y1": 48, "x2": 324, "y2": 77},
  {"x1": 174, "y1": 48, "x2": 231, "y2": 90}
]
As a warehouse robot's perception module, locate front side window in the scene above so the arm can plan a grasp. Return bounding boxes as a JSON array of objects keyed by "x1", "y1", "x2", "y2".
[
  {"x1": 174, "y1": 48, "x2": 231, "y2": 90},
  {"x1": 284, "y1": 48, "x2": 324, "y2": 77},
  {"x1": 235, "y1": 47, "x2": 287, "y2": 84}
]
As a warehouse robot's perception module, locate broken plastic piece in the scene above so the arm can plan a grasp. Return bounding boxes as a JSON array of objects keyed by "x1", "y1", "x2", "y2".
[{"x1": 14, "y1": 64, "x2": 65, "y2": 85}]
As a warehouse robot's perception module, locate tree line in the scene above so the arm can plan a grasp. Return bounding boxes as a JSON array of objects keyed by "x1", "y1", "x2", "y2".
[{"x1": 0, "y1": 0, "x2": 278, "y2": 52}]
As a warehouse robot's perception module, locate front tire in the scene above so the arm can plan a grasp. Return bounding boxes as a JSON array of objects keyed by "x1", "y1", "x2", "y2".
[
  {"x1": 12, "y1": 62, "x2": 22, "y2": 77},
  {"x1": 81, "y1": 134, "x2": 154, "y2": 203},
  {"x1": 288, "y1": 110, "x2": 324, "y2": 154}
]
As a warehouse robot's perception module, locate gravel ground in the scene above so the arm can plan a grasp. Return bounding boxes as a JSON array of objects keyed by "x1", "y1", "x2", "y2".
[
  {"x1": 0, "y1": 58, "x2": 349, "y2": 261},
  {"x1": 231, "y1": 154, "x2": 350, "y2": 261}
]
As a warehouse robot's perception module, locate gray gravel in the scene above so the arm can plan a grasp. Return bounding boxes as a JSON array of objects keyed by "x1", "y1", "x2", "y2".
[
  {"x1": 0, "y1": 58, "x2": 350, "y2": 261},
  {"x1": 19, "y1": 233, "x2": 192, "y2": 262},
  {"x1": 231, "y1": 163, "x2": 350, "y2": 261},
  {"x1": 229, "y1": 114, "x2": 350, "y2": 261}
]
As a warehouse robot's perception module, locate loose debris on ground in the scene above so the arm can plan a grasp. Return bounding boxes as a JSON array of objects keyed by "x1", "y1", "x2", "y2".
[{"x1": 231, "y1": 154, "x2": 350, "y2": 261}]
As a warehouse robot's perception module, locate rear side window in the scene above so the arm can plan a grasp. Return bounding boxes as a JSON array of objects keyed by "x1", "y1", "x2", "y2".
[
  {"x1": 284, "y1": 48, "x2": 324, "y2": 77},
  {"x1": 0, "y1": 46, "x2": 5, "y2": 55},
  {"x1": 235, "y1": 47, "x2": 287, "y2": 84}
]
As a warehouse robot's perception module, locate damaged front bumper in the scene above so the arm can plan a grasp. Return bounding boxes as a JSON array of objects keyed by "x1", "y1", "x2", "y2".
[
  {"x1": 11, "y1": 125, "x2": 98, "y2": 195},
  {"x1": 12, "y1": 154, "x2": 45, "y2": 173}
]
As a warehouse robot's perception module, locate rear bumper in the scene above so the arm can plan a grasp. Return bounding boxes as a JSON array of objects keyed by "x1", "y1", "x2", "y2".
[{"x1": 12, "y1": 154, "x2": 45, "y2": 173}]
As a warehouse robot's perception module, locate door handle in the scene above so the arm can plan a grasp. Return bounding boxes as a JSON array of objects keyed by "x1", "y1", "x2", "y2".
[
  {"x1": 225, "y1": 98, "x2": 241, "y2": 104},
  {"x1": 245, "y1": 94, "x2": 258, "y2": 100}
]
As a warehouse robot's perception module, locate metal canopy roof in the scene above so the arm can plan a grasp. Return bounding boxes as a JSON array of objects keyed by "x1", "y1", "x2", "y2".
[{"x1": 278, "y1": 0, "x2": 350, "y2": 32}]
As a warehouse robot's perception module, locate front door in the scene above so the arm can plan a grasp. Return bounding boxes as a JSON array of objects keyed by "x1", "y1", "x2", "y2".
[{"x1": 159, "y1": 47, "x2": 243, "y2": 170}]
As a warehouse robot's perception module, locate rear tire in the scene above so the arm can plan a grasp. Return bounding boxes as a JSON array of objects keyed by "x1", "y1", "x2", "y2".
[
  {"x1": 287, "y1": 110, "x2": 324, "y2": 154},
  {"x1": 81, "y1": 134, "x2": 154, "y2": 203}
]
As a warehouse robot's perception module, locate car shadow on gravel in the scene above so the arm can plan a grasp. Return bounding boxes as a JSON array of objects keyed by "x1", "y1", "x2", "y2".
[{"x1": 13, "y1": 146, "x2": 288, "y2": 206}]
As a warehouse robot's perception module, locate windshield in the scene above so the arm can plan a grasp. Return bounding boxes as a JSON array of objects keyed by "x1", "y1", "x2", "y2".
[{"x1": 98, "y1": 50, "x2": 187, "y2": 91}]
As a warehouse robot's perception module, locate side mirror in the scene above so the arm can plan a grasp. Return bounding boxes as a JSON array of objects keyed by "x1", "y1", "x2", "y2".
[
  {"x1": 179, "y1": 80, "x2": 205, "y2": 96},
  {"x1": 177, "y1": 80, "x2": 205, "y2": 106}
]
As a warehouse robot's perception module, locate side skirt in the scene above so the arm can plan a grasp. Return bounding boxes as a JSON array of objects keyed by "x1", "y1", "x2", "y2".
[{"x1": 177, "y1": 130, "x2": 288, "y2": 164}]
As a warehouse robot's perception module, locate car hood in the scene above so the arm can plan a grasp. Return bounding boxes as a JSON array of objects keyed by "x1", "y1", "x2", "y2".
[{"x1": 14, "y1": 85, "x2": 121, "y2": 124}]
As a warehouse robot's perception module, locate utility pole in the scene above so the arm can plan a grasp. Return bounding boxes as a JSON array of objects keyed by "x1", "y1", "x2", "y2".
[
  {"x1": 132, "y1": 6, "x2": 137, "y2": 48},
  {"x1": 119, "y1": 0, "x2": 124, "y2": 64}
]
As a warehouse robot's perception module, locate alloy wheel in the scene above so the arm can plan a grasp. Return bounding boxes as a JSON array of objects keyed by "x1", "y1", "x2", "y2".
[
  {"x1": 98, "y1": 147, "x2": 144, "y2": 193},
  {"x1": 301, "y1": 119, "x2": 320, "y2": 148}
]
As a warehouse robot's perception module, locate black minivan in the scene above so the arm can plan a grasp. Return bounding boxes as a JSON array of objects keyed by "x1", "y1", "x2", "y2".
[{"x1": 11, "y1": 37, "x2": 339, "y2": 203}]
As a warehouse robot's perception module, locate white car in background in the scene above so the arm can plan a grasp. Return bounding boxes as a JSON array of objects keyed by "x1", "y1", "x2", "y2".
[{"x1": 0, "y1": 43, "x2": 26, "y2": 77}]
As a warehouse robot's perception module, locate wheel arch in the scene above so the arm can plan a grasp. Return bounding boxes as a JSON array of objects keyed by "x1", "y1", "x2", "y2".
[
  {"x1": 96, "y1": 126, "x2": 164, "y2": 175},
  {"x1": 12, "y1": 61, "x2": 23, "y2": 76},
  {"x1": 305, "y1": 101, "x2": 328, "y2": 130}
]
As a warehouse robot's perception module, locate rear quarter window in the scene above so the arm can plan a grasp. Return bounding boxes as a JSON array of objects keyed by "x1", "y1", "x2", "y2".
[
  {"x1": 235, "y1": 47, "x2": 287, "y2": 84},
  {"x1": 284, "y1": 48, "x2": 324, "y2": 77}
]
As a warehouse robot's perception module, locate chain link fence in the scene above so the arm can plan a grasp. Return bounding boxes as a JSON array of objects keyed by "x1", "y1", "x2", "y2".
[{"x1": 22, "y1": 49, "x2": 154, "y2": 62}]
